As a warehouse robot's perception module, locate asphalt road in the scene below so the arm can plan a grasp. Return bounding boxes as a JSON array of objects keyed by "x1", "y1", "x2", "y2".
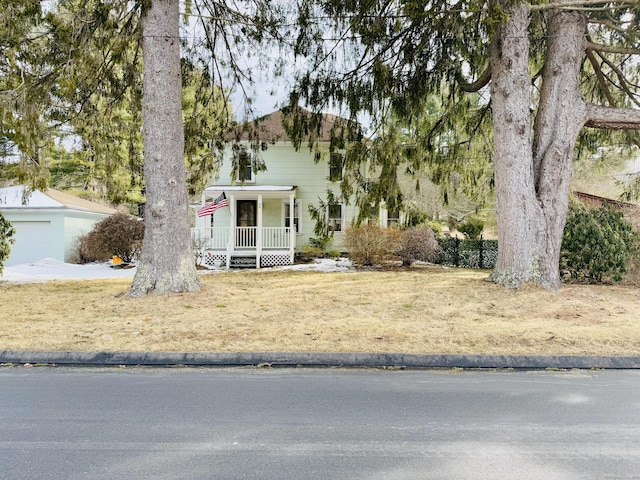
[{"x1": 1, "y1": 367, "x2": 639, "y2": 480}]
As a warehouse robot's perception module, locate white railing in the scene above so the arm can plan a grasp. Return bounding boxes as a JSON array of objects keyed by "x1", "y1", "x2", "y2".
[
  {"x1": 191, "y1": 227, "x2": 292, "y2": 250},
  {"x1": 263, "y1": 227, "x2": 292, "y2": 249},
  {"x1": 235, "y1": 227, "x2": 257, "y2": 248},
  {"x1": 191, "y1": 227, "x2": 229, "y2": 250}
]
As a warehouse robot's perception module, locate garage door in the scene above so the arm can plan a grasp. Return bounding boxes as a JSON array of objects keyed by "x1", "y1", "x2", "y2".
[{"x1": 5, "y1": 221, "x2": 52, "y2": 266}]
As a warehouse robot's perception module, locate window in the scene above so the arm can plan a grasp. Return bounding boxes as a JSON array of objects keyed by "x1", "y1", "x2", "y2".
[
  {"x1": 328, "y1": 203, "x2": 343, "y2": 232},
  {"x1": 387, "y1": 208, "x2": 400, "y2": 228},
  {"x1": 328, "y1": 152, "x2": 344, "y2": 182},
  {"x1": 284, "y1": 201, "x2": 301, "y2": 233},
  {"x1": 237, "y1": 151, "x2": 255, "y2": 183},
  {"x1": 368, "y1": 206, "x2": 379, "y2": 225}
]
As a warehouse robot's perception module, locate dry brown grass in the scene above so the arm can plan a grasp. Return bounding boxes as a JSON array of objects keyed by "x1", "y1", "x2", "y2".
[{"x1": 1, "y1": 265, "x2": 639, "y2": 355}]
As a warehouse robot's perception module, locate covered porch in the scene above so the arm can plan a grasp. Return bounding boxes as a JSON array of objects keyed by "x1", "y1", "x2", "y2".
[{"x1": 191, "y1": 185, "x2": 297, "y2": 269}]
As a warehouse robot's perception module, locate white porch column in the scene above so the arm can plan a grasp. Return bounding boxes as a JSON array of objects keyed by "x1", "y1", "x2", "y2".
[
  {"x1": 199, "y1": 192, "x2": 207, "y2": 245},
  {"x1": 256, "y1": 194, "x2": 263, "y2": 269},
  {"x1": 289, "y1": 192, "x2": 296, "y2": 264},
  {"x1": 227, "y1": 194, "x2": 235, "y2": 270}
]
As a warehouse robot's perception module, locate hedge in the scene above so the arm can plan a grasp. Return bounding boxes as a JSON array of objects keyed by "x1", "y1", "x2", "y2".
[{"x1": 436, "y1": 237, "x2": 498, "y2": 269}]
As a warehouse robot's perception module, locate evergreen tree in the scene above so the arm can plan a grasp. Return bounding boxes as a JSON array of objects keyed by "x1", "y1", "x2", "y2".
[
  {"x1": 1, "y1": 0, "x2": 281, "y2": 294},
  {"x1": 0, "y1": 212, "x2": 15, "y2": 275},
  {"x1": 289, "y1": 0, "x2": 640, "y2": 290}
]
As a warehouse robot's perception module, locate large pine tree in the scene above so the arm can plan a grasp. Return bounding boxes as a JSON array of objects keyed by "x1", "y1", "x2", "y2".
[
  {"x1": 1, "y1": 0, "x2": 277, "y2": 295},
  {"x1": 290, "y1": 0, "x2": 640, "y2": 290},
  {"x1": 127, "y1": 0, "x2": 201, "y2": 295}
]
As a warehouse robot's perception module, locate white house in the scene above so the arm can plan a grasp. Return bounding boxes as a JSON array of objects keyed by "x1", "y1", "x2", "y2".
[
  {"x1": 192, "y1": 109, "x2": 393, "y2": 268},
  {"x1": 0, "y1": 185, "x2": 118, "y2": 266}
]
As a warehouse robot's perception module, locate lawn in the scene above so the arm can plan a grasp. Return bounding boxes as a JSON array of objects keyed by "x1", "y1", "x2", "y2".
[{"x1": 1, "y1": 265, "x2": 639, "y2": 356}]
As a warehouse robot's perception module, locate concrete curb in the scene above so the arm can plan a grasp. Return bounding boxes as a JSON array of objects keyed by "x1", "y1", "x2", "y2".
[{"x1": 2, "y1": 351, "x2": 640, "y2": 369}]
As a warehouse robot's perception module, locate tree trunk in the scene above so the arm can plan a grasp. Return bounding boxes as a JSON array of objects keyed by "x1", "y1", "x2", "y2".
[
  {"x1": 488, "y1": 3, "x2": 546, "y2": 289},
  {"x1": 128, "y1": 0, "x2": 201, "y2": 296},
  {"x1": 531, "y1": 4, "x2": 587, "y2": 290},
  {"x1": 488, "y1": 1, "x2": 587, "y2": 291}
]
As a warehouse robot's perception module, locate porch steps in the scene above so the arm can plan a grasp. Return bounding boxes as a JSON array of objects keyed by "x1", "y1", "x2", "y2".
[{"x1": 229, "y1": 256, "x2": 258, "y2": 268}]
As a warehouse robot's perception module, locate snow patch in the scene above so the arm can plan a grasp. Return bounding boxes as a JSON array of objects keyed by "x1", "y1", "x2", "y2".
[{"x1": 1, "y1": 257, "x2": 352, "y2": 283}]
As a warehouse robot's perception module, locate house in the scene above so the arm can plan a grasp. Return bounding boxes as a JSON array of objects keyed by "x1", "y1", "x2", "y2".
[
  {"x1": 572, "y1": 190, "x2": 638, "y2": 210},
  {"x1": 0, "y1": 185, "x2": 118, "y2": 266},
  {"x1": 192, "y1": 109, "x2": 391, "y2": 268}
]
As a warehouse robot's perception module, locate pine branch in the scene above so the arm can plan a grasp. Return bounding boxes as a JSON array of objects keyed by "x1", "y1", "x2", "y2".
[
  {"x1": 585, "y1": 48, "x2": 617, "y2": 106},
  {"x1": 593, "y1": 50, "x2": 640, "y2": 108},
  {"x1": 457, "y1": 66, "x2": 491, "y2": 93}
]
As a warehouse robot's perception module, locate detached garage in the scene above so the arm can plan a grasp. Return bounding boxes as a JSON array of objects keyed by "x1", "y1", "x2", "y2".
[{"x1": 0, "y1": 185, "x2": 118, "y2": 266}]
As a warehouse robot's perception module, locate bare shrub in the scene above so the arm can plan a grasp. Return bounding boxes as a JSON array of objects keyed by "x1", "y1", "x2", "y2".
[
  {"x1": 77, "y1": 231, "x2": 112, "y2": 263},
  {"x1": 344, "y1": 223, "x2": 399, "y2": 266},
  {"x1": 395, "y1": 225, "x2": 441, "y2": 267},
  {"x1": 77, "y1": 213, "x2": 144, "y2": 263}
]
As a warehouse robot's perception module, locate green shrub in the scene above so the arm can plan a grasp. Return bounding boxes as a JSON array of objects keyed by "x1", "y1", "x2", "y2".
[
  {"x1": 0, "y1": 213, "x2": 16, "y2": 275},
  {"x1": 561, "y1": 202, "x2": 635, "y2": 283},
  {"x1": 458, "y1": 219, "x2": 484, "y2": 239},
  {"x1": 300, "y1": 243, "x2": 324, "y2": 259},
  {"x1": 77, "y1": 213, "x2": 144, "y2": 263},
  {"x1": 429, "y1": 221, "x2": 443, "y2": 235},
  {"x1": 403, "y1": 204, "x2": 429, "y2": 228},
  {"x1": 395, "y1": 225, "x2": 441, "y2": 267},
  {"x1": 308, "y1": 236, "x2": 332, "y2": 251},
  {"x1": 298, "y1": 235, "x2": 334, "y2": 262},
  {"x1": 343, "y1": 223, "x2": 398, "y2": 266}
]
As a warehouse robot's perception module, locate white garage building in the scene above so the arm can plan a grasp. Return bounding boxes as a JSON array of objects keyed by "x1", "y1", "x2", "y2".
[{"x1": 0, "y1": 185, "x2": 118, "y2": 266}]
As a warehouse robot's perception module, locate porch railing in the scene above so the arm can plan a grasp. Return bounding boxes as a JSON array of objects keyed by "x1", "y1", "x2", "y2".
[
  {"x1": 191, "y1": 227, "x2": 292, "y2": 250},
  {"x1": 263, "y1": 227, "x2": 292, "y2": 249},
  {"x1": 191, "y1": 227, "x2": 229, "y2": 250},
  {"x1": 235, "y1": 226, "x2": 256, "y2": 248}
]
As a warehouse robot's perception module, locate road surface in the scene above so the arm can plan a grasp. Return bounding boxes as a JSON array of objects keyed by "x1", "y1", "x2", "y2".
[{"x1": 1, "y1": 367, "x2": 639, "y2": 479}]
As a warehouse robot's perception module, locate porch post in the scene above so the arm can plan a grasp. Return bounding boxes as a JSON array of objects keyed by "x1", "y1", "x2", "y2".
[
  {"x1": 289, "y1": 192, "x2": 295, "y2": 264},
  {"x1": 200, "y1": 192, "x2": 206, "y2": 237},
  {"x1": 227, "y1": 194, "x2": 234, "y2": 270},
  {"x1": 256, "y1": 194, "x2": 263, "y2": 269}
]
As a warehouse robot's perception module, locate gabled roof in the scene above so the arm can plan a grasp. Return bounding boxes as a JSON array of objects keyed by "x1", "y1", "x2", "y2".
[
  {"x1": 573, "y1": 191, "x2": 639, "y2": 210},
  {"x1": 0, "y1": 185, "x2": 118, "y2": 215},
  {"x1": 204, "y1": 185, "x2": 296, "y2": 192},
  {"x1": 230, "y1": 108, "x2": 356, "y2": 144}
]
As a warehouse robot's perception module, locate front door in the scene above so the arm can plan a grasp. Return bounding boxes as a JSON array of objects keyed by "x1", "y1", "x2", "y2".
[{"x1": 236, "y1": 200, "x2": 257, "y2": 247}]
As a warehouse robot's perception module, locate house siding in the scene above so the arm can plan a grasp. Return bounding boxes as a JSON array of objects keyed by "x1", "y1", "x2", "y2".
[
  {"x1": 212, "y1": 143, "x2": 358, "y2": 251},
  {"x1": 2, "y1": 209, "x2": 113, "y2": 265},
  {"x1": 63, "y1": 213, "x2": 112, "y2": 262},
  {"x1": 1, "y1": 186, "x2": 117, "y2": 265}
]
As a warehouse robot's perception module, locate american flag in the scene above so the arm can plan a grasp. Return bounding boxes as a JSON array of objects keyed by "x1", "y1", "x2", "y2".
[{"x1": 197, "y1": 192, "x2": 228, "y2": 217}]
